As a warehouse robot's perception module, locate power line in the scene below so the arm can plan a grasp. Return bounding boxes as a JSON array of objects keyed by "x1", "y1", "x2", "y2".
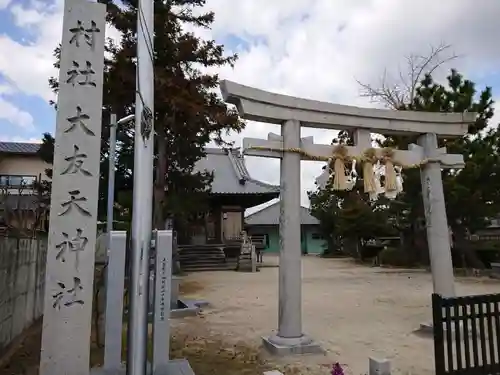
[{"x1": 138, "y1": 4, "x2": 154, "y2": 66}]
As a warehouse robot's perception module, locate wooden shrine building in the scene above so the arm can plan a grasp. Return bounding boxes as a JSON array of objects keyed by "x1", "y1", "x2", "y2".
[{"x1": 178, "y1": 148, "x2": 279, "y2": 271}]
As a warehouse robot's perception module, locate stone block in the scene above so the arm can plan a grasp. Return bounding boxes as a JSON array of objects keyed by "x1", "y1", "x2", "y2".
[
  {"x1": 418, "y1": 321, "x2": 434, "y2": 334},
  {"x1": 490, "y1": 263, "x2": 500, "y2": 279},
  {"x1": 91, "y1": 359, "x2": 195, "y2": 375},
  {"x1": 262, "y1": 335, "x2": 324, "y2": 356},
  {"x1": 418, "y1": 320, "x2": 472, "y2": 338},
  {"x1": 369, "y1": 357, "x2": 391, "y2": 375}
]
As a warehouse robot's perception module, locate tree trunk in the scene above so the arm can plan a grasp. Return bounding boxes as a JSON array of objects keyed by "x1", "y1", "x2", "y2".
[
  {"x1": 154, "y1": 126, "x2": 167, "y2": 230},
  {"x1": 343, "y1": 237, "x2": 358, "y2": 259},
  {"x1": 415, "y1": 228, "x2": 430, "y2": 265},
  {"x1": 453, "y1": 226, "x2": 485, "y2": 269}
]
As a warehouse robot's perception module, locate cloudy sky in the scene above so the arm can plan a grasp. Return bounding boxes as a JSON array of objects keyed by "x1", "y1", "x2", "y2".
[{"x1": 1, "y1": 0, "x2": 500, "y2": 210}]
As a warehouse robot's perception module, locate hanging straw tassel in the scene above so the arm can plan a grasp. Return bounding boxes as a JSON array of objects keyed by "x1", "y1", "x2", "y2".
[
  {"x1": 370, "y1": 167, "x2": 384, "y2": 201},
  {"x1": 362, "y1": 148, "x2": 378, "y2": 195},
  {"x1": 382, "y1": 147, "x2": 398, "y2": 192},
  {"x1": 330, "y1": 145, "x2": 349, "y2": 191}
]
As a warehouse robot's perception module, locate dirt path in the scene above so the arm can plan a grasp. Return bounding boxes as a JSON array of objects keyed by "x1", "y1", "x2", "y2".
[
  {"x1": 2, "y1": 256, "x2": 499, "y2": 375},
  {"x1": 183, "y1": 255, "x2": 500, "y2": 375}
]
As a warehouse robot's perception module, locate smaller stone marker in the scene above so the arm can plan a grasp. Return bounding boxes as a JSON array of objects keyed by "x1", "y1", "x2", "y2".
[
  {"x1": 103, "y1": 231, "x2": 127, "y2": 372},
  {"x1": 369, "y1": 357, "x2": 391, "y2": 375},
  {"x1": 152, "y1": 230, "x2": 173, "y2": 373},
  {"x1": 237, "y1": 231, "x2": 257, "y2": 272}
]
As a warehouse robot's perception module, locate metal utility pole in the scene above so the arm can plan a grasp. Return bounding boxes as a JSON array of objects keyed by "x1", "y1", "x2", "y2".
[
  {"x1": 106, "y1": 113, "x2": 134, "y2": 238},
  {"x1": 127, "y1": 0, "x2": 154, "y2": 372},
  {"x1": 107, "y1": 113, "x2": 117, "y2": 238}
]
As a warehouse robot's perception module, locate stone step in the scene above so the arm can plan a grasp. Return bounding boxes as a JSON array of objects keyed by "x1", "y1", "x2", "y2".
[
  {"x1": 182, "y1": 263, "x2": 236, "y2": 272},
  {"x1": 178, "y1": 251, "x2": 226, "y2": 257},
  {"x1": 180, "y1": 254, "x2": 224, "y2": 259},
  {"x1": 179, "y1": 247, "x2": 225, "y2": 252},
  {"x1": 178, "y1": 246, "x2": 226, "y2": 251},
  {"x1": 179, "y1": 253, "x2": 225, "y2": 257},
  {"x1": 180, "y1": 258, "x2": 227, "y2": 265},
  {"x1": 181, "y1": 257, "x2": 235, "y2": 265},
  {"x1": 178, "y1": 245, "x2": 238, "y2": 272}
]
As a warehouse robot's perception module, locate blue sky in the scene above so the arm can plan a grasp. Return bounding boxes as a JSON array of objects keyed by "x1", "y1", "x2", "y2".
[
  {"x1": 1, "y1": 0, "x2": 500, "y2": 205},
  {"x1": 0, "y1": 4, "x2": 266, "y2": 142},
  {"x1": 0, "y1": 0, "x2": 56, "y2": 136}
]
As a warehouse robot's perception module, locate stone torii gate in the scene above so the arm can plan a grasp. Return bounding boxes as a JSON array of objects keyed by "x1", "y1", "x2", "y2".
[{"x1": 220, "y1": 80, "x2": 476, "y2": 355}]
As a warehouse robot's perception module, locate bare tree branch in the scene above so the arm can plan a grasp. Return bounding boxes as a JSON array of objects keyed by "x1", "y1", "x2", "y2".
[
  {"x1": 0, "y1": 180, "x2": 48, "y2": 237},
  {"x1": 356, "y1": 42, "x2": 461, "y2": 109}
]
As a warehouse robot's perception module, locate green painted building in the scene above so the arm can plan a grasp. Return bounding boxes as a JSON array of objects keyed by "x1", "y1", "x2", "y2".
[{"x1": 245, "y1": 201, "x2": 326, "y2": 255}]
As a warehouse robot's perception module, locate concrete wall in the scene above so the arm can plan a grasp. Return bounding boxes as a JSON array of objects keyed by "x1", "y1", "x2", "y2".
[
  {"x1": 0, "y1": 154, "x2": 50, "y2": 180},
  {"x1": 248, "y1": 225, "x2": 326, "y2": 254},
  {"x1": 0, "y1": 236, "x2": 47, "y2": 353}
]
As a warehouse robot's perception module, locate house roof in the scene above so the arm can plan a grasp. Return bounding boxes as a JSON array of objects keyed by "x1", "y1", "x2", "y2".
[
  {"x1": 0, "y1": 142, "x2": 40, "y2": 155},
  {"x1": 194, "y1": 148, "x2": 280, "y2": 195},
  {"x1": 0, "y1": 142, "x2": 278, "y2": 196},
  {"x1": 245, "y1": 201, "x2": 319, "y2": 226}
]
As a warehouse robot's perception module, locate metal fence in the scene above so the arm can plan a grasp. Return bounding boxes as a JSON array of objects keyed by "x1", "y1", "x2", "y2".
[
  {"x1": 0, "y1": 235, "x2": 47, "y2": 353},
  {"x1": 432, "y1": 293, "x2": 500, "y2": 375}
]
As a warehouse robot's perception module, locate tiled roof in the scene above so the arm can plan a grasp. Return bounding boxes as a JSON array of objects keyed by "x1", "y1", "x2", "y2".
[
  {"x1": 245, "y1": 201, "x2": 319, "y2": 226},
  {"x1": 0, "y1": 142, "x2": 41, "y2": 154},
  {"x1": 194, "y1": 148, "x2": 280, "y2": 195},
  {"x1": 0, "y1": 143, "x2": 278, "y2": 196}
]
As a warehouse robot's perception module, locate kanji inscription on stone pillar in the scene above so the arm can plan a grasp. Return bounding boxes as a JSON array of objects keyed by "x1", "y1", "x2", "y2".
[{"x1": 39, "y1": 0, "x2": 106, "y2": 374}]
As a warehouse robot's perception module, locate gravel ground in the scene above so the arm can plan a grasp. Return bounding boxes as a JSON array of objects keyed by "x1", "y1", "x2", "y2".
[
  {"x1": 2, "y1": 255, "x2": 499, "y2": 375},
  {"x1": 177, "y1": 255, "x2": 500, "y2": 375}
]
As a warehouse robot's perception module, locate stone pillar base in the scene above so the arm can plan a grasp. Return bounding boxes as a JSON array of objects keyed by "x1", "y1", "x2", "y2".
[
  {"x1": 418, "y1": 321, "x2": 434, "y2": 334},
  {"x1": 262, "y1": 334, "x2": 324, "y2": 356},
  {"x1": 91, "y1": 359, "x2": 195, "y2": 375},
  {"x1": 418, "y1": 321, "x2": 471, "y2": 338}
]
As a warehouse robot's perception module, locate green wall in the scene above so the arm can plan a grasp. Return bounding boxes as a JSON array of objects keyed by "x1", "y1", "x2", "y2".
[
  {"x1": 303, "y1": 226, "x2": 326, "y2": 254},
  {"x1": 248, "y1": 225, "x2": 326, "y2": 254}
]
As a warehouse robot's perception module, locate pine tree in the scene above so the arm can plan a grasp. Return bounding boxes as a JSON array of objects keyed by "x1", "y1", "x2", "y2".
[
  {"x1": 308, "y1": 131, "x2": 394, "y2": 257},
  {"x1": 45, "y1": 0, "x2": 244, "y2": 236},
  {"x1": 310, "y1": 69, "x2": 499, "y2": 267}
]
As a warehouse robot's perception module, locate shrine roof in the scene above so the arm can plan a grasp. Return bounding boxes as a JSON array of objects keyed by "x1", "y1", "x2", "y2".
[
  {"x1": 194, "y1": 148, "x2": 280, "y2": 196},
  {"x1": 245, "y1": 201, "x2": 319, "y2": 226},
  {"x1": 0, "y1": 142, "x2": 41, "y2": 155}
]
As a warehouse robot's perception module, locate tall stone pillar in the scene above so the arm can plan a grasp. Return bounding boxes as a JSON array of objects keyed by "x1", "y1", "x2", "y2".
[
  {"x1": 263, "y1": 120, "x2": 322, "y2": 355},
  {"x1": 278, "y1": 119, "x2": 302, "y2": 338},
  {"x1": 418, "y1": 133, "x2": 456, "y2": 297}
]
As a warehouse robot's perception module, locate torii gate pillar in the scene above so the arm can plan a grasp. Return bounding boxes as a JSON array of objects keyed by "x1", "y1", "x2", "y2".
[
  {"x1": 264, "y1": 119, "x2": 320, "y2": 353},
  {"x1": 417, "y1": 133, "x2": 456, "y2": 297}
]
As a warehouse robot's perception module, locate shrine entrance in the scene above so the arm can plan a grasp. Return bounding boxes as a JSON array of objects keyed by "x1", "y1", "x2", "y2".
[{"x1": 220, "y1": 79, "x2": 476, "y2": 355}]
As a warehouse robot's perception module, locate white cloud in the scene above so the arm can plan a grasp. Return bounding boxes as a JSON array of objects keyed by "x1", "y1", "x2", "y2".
[
  {"x1": 3, "y1": 0, "x2": 500, "y2": 207},
  {"x1": 0, "y1": 83, "x2": 14, "y2": 95},
  {"x1": 0, "y1": 84, "x2": 34, "y2": 130},
  {"x1": 201, "y1": 0, "x2": 500, "y2": 206},
  {"x1": 10, "y1": 3, "x2": 46, "y2": 26},
  {"x1": 0, "y1": 0, "x2": 121, "y2": 102},
  {"x1": 0, "y1": 0, "x2": 11, "y2": 10},
  {"x1": 0, "y1": 135, "x2": 41, "y2": 143},
  {"x1": 0, "y1": 98, "x2": 34, "y2": 130}
]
